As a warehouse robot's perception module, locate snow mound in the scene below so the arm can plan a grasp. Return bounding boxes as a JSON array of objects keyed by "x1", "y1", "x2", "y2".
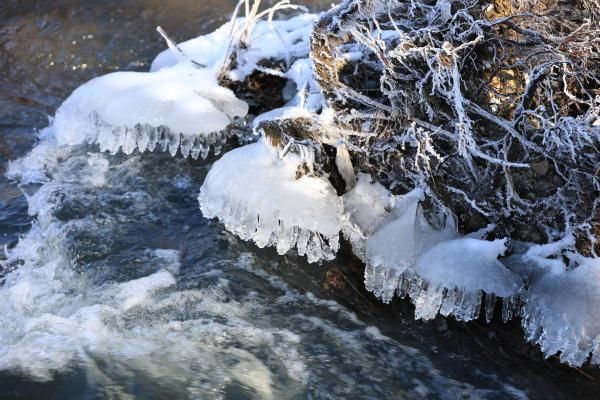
[
  {"x1": 345, "y1": 176, "x2": 523, "y2": 321},
  {"x1": 522, "y1": 241, "x2": 600, "y2": 366},
  {"x1": 199, "y1": 140, "x2": 342, "y2": 263},
  {"x1": 151, "y1": 14, "x2": 317, "y2": 81},
  {"x1": 53, "y1": 63, "x2": 248, "y2": 158}
]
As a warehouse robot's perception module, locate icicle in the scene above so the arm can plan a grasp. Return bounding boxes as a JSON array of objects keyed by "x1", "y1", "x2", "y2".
[
  {"x1": 521, "y1": 252, "x2": 600, "y2": 367},
  {"x1": 350, "y1": 175, "x2": 522, "y2": 321}
]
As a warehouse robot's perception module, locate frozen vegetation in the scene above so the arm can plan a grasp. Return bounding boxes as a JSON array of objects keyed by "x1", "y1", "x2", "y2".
[{"x1": 5, "y1": 0, "x2": 600, "y2": 371}]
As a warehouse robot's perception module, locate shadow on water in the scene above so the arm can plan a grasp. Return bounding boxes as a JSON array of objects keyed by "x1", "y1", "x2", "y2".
[{"x1": 0, "y1": 1, "x2": 600, "y2": 400}]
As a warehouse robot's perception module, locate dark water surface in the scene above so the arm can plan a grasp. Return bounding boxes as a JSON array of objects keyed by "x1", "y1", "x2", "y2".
[{"x1": 1, "y1": 2, "x2": 599, "y2": 399}]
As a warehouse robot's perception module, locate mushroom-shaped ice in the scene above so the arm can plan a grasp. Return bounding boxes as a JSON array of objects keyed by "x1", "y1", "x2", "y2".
[
  {"x1": 358, "y1": 187, "x2": 454, "y2": 303},
  {"x1": 413, "y1": 238, "x2": 523, "y2": 321},
  {"x1": 198, "y1": 140, "x2": 342, "y2": 263},
  {"x1": 53, "y1": 63, "x2": 248, "y2": 158},
  {"x1": 347, "y1": 177, "x2": 523, "y2": 321}
]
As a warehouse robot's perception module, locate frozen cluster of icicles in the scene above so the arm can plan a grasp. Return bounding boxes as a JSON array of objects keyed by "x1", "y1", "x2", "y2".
[
  {"x1": 342, "y1": 174, "x2": 523, "y2": 321},
  {"x1": 199, "y1": 140, "x2": 342, "y2": 263},
  {"x1": 201, "y1": 145, "x2": 600, "y2": 366},
  {"x1": 53, "y1": 63, "x2": 247, "y2": 158}
]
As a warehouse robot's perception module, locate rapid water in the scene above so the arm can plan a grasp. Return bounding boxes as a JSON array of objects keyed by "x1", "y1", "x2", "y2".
[{"x1": 1, "y1": 2, "x2": 600, "y2": 399}]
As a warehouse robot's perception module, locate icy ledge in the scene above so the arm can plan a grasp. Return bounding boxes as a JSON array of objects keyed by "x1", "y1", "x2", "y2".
[
  {"x1": 50, "y1": 14, "x2": 318, "y2": 159},
  {"x1": 199, "y1": 140, "x2": 342, "y2": 263},
  {"x1": 53, "y1": 62, "x2": 248, "y2": 158},
  {"x1": 343, "y1": 174, "x2": 523, "y2": 322}
]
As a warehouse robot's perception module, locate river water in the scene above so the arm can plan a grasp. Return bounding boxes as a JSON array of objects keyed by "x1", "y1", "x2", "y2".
[{"x1": 0, "y1": 1, "x2": 599, "y2": 399}]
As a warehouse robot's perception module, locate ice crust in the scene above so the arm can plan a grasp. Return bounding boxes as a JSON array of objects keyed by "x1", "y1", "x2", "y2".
[
  {"x1": 54, "y1": 63, "x2": 248, "y2": 158},
  {"x1": 199, "y1": 140, "x2": 343, "y2": 263}
]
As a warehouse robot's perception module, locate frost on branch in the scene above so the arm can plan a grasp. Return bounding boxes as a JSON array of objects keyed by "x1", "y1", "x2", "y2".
[{"x1": 198, "y1": 139, "x2": 342, "y2": 263}]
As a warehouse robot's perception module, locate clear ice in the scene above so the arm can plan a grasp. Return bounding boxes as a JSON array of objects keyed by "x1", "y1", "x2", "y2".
[
  {"x1": 199, "y1": 140, "x2": 343, "y2": 263},
  {"x1": 53, "y1": 62, "x2": 248, "y2": 158},
  {"x1": 521, "y1": 240, "x2": 600, "y2": 366}
]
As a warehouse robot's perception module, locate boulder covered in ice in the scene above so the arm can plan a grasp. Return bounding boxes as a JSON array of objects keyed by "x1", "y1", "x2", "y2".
[
  {"x1": 522, "y1": 240, "x2": 600, "y2": 366},
  {"x1": 199, "y1": 140, "x2": 342, "y2": 263},
  {"x1": 53, "y1": 63, "x2": 248, "y2": 158}
]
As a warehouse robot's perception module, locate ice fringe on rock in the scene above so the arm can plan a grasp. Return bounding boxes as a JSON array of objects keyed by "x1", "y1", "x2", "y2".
[
  {"x1": 412, "y1": 238, "x2": 523, "y2": 322},
  {"x1": 53, "y1": 62, "x2": 248, "y2": 159},
  {"x1": 341, "y1": 173, "x2": 395, "y2": 259},
  {"x1": 198, "y1": 139, "x2": 342, "y2": 263},
  {"x1": 344, "y1": 174, "x2": 523, "y2": 321},
  {"x1": 521, "y1": 239, "x2": 600, "y2": 366}
]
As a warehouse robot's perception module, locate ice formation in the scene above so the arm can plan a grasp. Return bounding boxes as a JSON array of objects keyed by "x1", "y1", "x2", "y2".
[
  {"x1": 520, "y1": 241, "x2": 600, "y2": 366},
  {"x1": 199, "y1": 140, "x2": 342, "y2": 263},
  {"x1": 341, "y1": 173, "x2": 394, "y2": 258},
  {"x1": 413, "y1": 238, "x2": 522, "y2": 321},
  {"x1": 343, "y1": 175, "x2": 523, "y2": 321},
  {"x1": 54, "y1": 63, "x2": 248, "y2": 158},
  {"x1": 49, "y1": 13, "x2": 318, "y2": 159},
  {"x1": 5, "y1": 3, "x2": 600, "y2": 371}
]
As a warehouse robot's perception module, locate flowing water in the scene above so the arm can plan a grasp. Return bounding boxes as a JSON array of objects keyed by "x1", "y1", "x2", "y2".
[{"x1": 1, "y1": 2, "x2": 600, "y2": 399}]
